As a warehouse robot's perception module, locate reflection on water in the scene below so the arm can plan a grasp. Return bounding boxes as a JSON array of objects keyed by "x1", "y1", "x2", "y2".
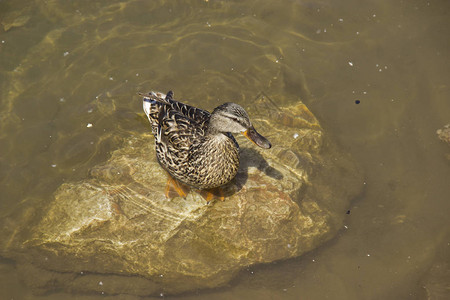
[{"x1": 1, "y1": 0, "x2": 449, "y2": 299}]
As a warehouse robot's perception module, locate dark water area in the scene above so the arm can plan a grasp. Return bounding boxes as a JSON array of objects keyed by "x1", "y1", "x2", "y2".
[{"x1": 1, "y1": 0, "x2": 449, "y2": 299}]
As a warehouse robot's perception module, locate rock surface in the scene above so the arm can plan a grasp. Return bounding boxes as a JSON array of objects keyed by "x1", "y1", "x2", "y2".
[
  {"x1": 437, "y1": 123, "x2": 450, "y2": 160},
  {"x1": 437, "y1": 124, "x2": 450, "y2": 144},
  {"x1": 1, "y1": 93, "x2": 363, "y2": 296}
]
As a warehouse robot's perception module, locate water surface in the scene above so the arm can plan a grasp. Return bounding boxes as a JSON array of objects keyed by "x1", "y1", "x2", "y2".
[{"x1": 1, "y1": 0, "x2": 449, "y2": 299}]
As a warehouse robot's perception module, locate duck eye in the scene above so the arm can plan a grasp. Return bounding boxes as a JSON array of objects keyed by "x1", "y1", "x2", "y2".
[{"x1": 230, "y1": 117, "x2": 240, "y2": 124}]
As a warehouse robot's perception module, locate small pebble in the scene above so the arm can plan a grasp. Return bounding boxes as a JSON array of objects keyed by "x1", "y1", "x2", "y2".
[{"x1": 87, "y1": 123, "x2": 93, "y2": 128}]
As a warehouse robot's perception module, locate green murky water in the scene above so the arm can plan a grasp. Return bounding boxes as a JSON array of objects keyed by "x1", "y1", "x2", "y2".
[{"x1": 1, "y1": 0, "x2": 449, "y2": 299}]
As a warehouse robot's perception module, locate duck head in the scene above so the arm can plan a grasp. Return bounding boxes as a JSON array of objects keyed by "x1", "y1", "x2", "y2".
[{"x1": 208, "y1": 102, "x2": 271, "y2": 149}]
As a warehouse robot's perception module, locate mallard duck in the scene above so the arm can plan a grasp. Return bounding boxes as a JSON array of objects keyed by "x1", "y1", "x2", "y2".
[{"x1": 141, "y1": 90, "x2": 271, "y2": 195}]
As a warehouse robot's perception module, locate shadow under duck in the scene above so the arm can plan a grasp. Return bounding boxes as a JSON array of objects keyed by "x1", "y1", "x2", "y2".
[{"x1": 141, "y1": 91, "x2": 271, "y2": 194}]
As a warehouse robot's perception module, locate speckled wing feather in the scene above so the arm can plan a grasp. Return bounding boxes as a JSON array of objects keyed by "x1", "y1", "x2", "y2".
[
  {"x1": 158, "y1": 102, "x2": 208, "y2": 151},
  {"x1": 142, "y1": 91, "x2": 210, "y2": 146},
  {"x1": 141, "y1": 91, "x2": 212, "y2": 175}
]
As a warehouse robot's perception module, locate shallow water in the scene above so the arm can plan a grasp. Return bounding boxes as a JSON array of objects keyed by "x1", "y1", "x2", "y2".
[{"x1": 1, "y1": 0, "x2": 449, "y2": 299}]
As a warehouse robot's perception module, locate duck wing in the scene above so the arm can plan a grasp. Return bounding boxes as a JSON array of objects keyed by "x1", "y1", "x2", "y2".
[{"x1": 141, "y1": 91, "x2": 210, "y2": 150}]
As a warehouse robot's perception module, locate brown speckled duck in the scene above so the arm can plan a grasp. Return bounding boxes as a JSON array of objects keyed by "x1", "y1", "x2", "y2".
[{"x1": 141, "y1": 90, "x2": 271, "y2": 198}]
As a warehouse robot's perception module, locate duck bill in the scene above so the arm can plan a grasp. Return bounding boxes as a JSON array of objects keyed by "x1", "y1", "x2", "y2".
[{"x1": 242, "y1": 127, "x2": 272, "y2": 149}]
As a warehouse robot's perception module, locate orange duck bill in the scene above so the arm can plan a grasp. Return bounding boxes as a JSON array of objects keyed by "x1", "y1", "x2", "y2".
[{"x1": 242, "y1": 126, "x2": 272, "y2": 149}]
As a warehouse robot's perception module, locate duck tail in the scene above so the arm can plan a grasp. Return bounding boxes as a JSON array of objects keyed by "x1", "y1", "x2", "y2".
[{"x1": 140, "y1": 91, "x2": 169, "y2": 136}]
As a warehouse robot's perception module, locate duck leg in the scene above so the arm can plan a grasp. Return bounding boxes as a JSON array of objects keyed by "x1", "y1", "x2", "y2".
[
  {"x1": 165, "y1": 176, "x2": 189, "y2": 198},
  {"x1": 199, "y1": 187, "x2": 225, "y2": 203}
]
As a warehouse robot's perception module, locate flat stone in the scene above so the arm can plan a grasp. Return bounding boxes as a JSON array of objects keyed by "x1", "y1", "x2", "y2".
[{"x1": 1, "y1": 93, "x2": 363, "y2": 296}]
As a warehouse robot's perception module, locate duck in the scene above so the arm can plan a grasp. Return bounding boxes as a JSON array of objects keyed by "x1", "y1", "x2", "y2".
[{"x1": 140, "y1": 90, "x2": 271, "y2": 198}]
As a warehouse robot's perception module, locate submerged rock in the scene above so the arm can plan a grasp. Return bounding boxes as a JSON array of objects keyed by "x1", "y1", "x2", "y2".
[
  {"x1": 1, "y1": 93, "x2": 363, "y2": 296},
  {"x1": 437, "y1": 123, "x2": 450, "y2": 160},
  {"x1": 437, "y1": 124, "x2": 450, "y2": 144}
]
